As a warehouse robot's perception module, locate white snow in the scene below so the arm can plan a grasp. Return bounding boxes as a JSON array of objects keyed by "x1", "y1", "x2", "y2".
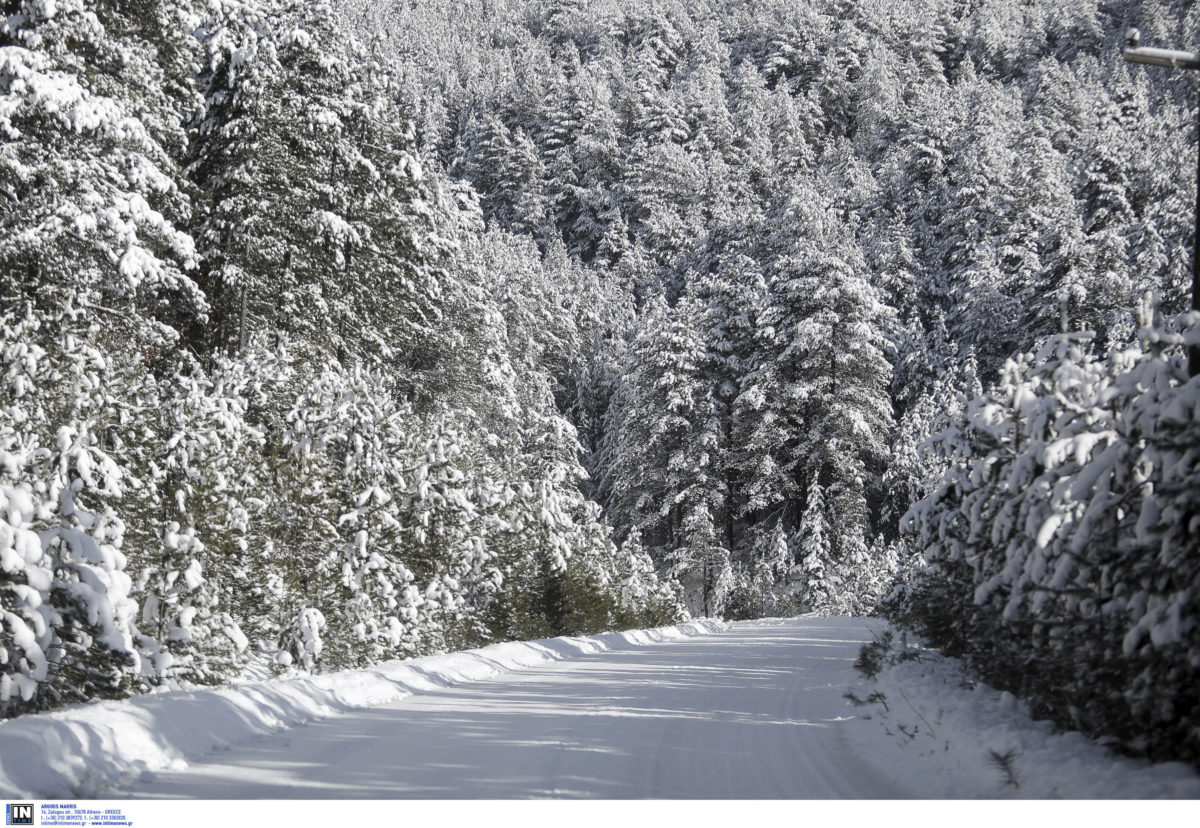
[
  {"x1": 0, "y1": 619, "x2": 726, "y2": 799},
  {"x1": 0, "y1": 617, "x2": 1196, "y2": 799},
  {"x1": 844, "y1": 634, "x2": 1200, "y2": 799}
]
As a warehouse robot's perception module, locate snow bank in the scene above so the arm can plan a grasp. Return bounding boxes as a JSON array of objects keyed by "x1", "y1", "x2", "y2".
[
  {"x1": 0, "y1": 620, "x2": 727, "y2": 798},
  {"x1": 844, "y1": 641, "x2": 1200, "y2": 799}
]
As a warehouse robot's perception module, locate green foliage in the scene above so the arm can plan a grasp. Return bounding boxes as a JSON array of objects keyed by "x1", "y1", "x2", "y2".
[
  {"x1": 896, "y1": 308, "x2": 1200, "y2": 767},
  {"x1": 987, "y1": 748, "x2": 1021, "y2": 790},
  {"x1": 853, "y1": 630, "x2": 895, "y2": 681},
  {"x1": 0, "y1": 0, "x2": 685, "y2": 719}
]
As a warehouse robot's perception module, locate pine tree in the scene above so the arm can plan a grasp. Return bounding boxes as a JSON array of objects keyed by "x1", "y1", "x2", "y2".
[
  {"x1": 738, "y1": 176, "x2": 893, "y2": 605},
  {"x1": 899, "y1": 296, "x2": 1200, "y2": 764},
  {"x1": 0, "y1": 306, "x2": 148, "y2": 713},
  {"x1": 688, "y1": 253, "x2": 767, "y2": 559},
  {"x1": 0, "y1": 0, "x2": 205, "y2": 332},
  {"x1": 794, "y1": 479, "x2": 832, "y2": 613},
  {"x1": 186, "y1": 0, "x2": 451, "y2": 383},
  {"x1": 133, "y1": 363, "x2": 255, "y2": 685}
]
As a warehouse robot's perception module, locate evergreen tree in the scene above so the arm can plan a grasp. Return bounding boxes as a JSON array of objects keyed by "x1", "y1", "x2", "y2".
[
  {"x1": 794, "y1": 479, "x2": 833, "y2": 613},
  {"x1": 0, "y1": 0, "x2": 205, "y2": 331},
  {"x1": 187, "y1": 0, "x2": 452, "y2": 384},
  {"x1": 739, "y1": 177, "x2": 893, "y2": 597},
  {"x1": 0, "y1": 306, "x2": 147, "y2": 713}
]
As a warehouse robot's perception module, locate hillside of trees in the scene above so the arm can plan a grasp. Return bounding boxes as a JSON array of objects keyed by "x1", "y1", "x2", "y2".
[
  {"x1": 0, "y1": 0, "x2": 681, "y2": 716},
  {"x1": 341, "y1": 0, "x2": 1200, "y2": 765},
  {"x1": 2, "y1": 0, "x2": 1199, "y2": 768}
]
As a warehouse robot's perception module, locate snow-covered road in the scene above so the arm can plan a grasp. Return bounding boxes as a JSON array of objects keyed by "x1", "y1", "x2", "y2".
[{"x1": 122, "y1": 617, "x2": 903, "y2": 798}]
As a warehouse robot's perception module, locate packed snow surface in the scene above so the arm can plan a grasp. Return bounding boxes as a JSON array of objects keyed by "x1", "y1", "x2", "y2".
[{"x1": 1, "y1": 617, "x2": 1196, "y2": 799}]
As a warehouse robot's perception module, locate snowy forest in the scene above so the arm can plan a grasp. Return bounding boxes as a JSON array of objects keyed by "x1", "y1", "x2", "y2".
[{"x1": 2, "y1": 0, "x2": 1199, "y2": 770}]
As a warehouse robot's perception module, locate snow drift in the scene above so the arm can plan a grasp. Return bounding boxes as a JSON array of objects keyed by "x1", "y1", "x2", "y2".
[{"x1": 0, "y1": 620, "x2": 726, "y2": 799}]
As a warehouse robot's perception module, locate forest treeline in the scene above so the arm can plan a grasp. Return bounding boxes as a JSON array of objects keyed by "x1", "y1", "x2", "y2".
[
  {"x1": 2, "y1": 0, "x2": 1199, "y2": 768},
  {"x1": 0, "y1": 0, "x2": 680, "y2": 715},
  {"x1": 342, "y1": 0, "x2": 1200, "y2": 765}
]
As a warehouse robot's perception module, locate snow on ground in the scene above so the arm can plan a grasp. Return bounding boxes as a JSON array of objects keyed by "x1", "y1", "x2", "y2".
[
  {"x1": 117, "y1": 617, "x2": 904, "y2": 799},
  {"x1": 843, "y1": 634, "x2": 1200, "y2": 799},
  {"x1": 0, "y1": 620, "x2": 725, "y2": 799},
  {"x1": 2, "y1": 616, "x2": 1197, "y2": 800}
]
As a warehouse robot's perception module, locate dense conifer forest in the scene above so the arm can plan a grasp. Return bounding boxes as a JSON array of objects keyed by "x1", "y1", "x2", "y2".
[{"x1": 2, "y1": 0, "x2": 1198, "y2": 767}]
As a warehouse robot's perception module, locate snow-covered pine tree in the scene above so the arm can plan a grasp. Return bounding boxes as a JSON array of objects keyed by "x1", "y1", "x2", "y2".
[
  {"x1": 900, "y1": 295, "x2": 1200, "y2": 764},
  {"x1": 607, "y1": 295, "x2": 723, "y2": 608},
  {"x1": 0, "y1": 306, "x2": 148, "y2": 713},
  {"x1": 793, "y1": 479, "x2": 833, "y2": 614},
  {"x1": 186, "y1": 0, "x2": 451, "y2": 383},
  {"x1": 668, "y1": 501, "x2": 732, "y2": 618},
  {"x1": 737, "y1": 175, "x2": 893, "y2": 610},
  {"x1": 0, "y1": 0, "x2": 205, "y2": 330},
  {"x1": 687, "y1": 253, "x2": 768, "y2": 561},
  {"x1": 133, "y1": 361, "x2": 255, "y2": 686}
]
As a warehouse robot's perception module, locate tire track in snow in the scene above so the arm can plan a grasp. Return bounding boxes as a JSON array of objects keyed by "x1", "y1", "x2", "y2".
[{"x1": 117, "y1": 617, "x2": 909, "y2": 799}]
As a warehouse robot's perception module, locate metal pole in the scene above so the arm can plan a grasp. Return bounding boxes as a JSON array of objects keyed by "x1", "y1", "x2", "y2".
[
  {"x1": 1124, "y1": 31, "x2": 1200, "y2": 376},
  {"x1": 1192, "y1": 101, "x2": 1200, "y2": 376},
  {"x1": 1121, "y1": 45, "x2": 1200, "y2": 70}
]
